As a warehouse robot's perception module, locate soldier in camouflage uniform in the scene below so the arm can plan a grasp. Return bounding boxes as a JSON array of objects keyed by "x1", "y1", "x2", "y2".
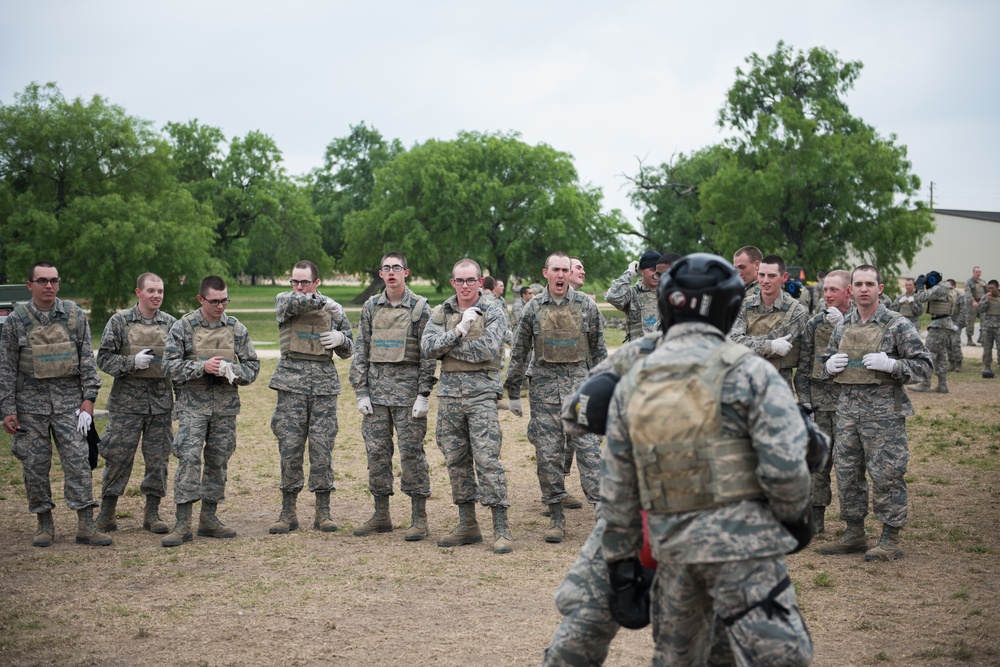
[
  {"x1": 946, "y1": 279, "x2": 966, "y2": 371},
  {"x1": 349, "y1": 252, "x2": 435, "y2": 541},
  {"x1": 505, "y1": 252, "x2": 607, "y2": 543},
  {"x1": 965, "y1": 265, "x2": 987, "y2": 345},
  {"x1": 820, "y1": 265, "x2": 932, "y2": 561},
  {"x1": 95, "y1": 273, "x2": 176, "y2": 535},
  {"x1": 602, "y1": 253, "x2": 813, "y2": 667},
  {"x1": 729, "y1": 254, "x2": 808, "y2": 390},
  {"x1": 1, "y1": 262, "x2": 110, "y2": 548},
  {"x1": 268, "y1": 260, "x2": 353, "y2": 535},
  {"x1": 891, "y1": 278, "x2": 921, "y2": 332},
  {"x1": 422, "y1": 258, "x2": 513, "y2": 553},
  {"x1": 732, "y1": 245, "x2": 762, "y2": 299},
  {"x1": 794, "y1": 269, "x2": 853, "y2": 536},
  {"x1": 604, "y1": 250, "x2": 661, "y2": 342},
  {"x1": 160, "y1": 276, "x2": 260, "y2": 547},
  {"x1": 978, "y1": 279, "x2": 1000, "y2": 378},
  {"x1": 911, "y1": 272, "x2": 954, "y2": 393}
]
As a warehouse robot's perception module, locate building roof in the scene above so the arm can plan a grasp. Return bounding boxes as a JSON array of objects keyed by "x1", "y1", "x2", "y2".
[{"x1": 933, "y1": 209, "x2": 1000, "y2": 223}]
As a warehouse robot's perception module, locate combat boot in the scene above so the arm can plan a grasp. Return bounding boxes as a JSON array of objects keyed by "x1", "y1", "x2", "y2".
[
  {"x1": 96, "y1": 495, "x2": 118, "y2": 532},
  {"x1": 313, "y1": 491, "x2": 337, "y2": 533},
  {"x1": 983, "y1": 367, "x2": 995, "y2": 379},
  {"x1": 197, "y1": 501, "x2": 237, "y2": 538},
  {"x1": 818, "y1": 521, "x2": 867, "y2": 555},
  {"x1": 910, "y1": 380, "x2": 932, "y2": 392},
  {"x1": 436, "y1": 503, "x2": 483, "y2": 547},
  {"x1": 76, "y1": 507, "x2": 113, "y2": 546},
  {"x1": 33, "y1": 510, "x2": 54, "y2": 548},
  {"x1": 544, "y1": 503, "x2": 566, "y2": 543},
  {"x1": 353, "y1": 495, "x2": 393, "y2": 536},
  {"x1": 143, "y1": 495, "x2": 169, "y2": 534},
  {"x1": 812, "y1": 506, "x2": 826, "y2": 536},
  {"x1": 864, "y1": 524, "x2": 904, "y2": 561},
  {"x1": 491, "y1": 506, "x2": 514, "y2": 554},
  {"x1": 162, "y1": 502, "x2": 193, "y2": 547},
  {"x1": 404, "y1": 496, "x2": 428, "y2": 542},
  {"x1": 561, "y1": 493, "x2": 584, "y2": 509},
  {"x1": 270, "y1": 491, "x2": 300, "y2": 534},
  {"x1": 934, "y1": 377, "x2": 949, "y2": 393}
]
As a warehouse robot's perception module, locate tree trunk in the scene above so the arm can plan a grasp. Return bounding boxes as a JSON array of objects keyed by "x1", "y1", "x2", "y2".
[{"x1": 352, "y1": 270, "x2": 384, "y2": 304}]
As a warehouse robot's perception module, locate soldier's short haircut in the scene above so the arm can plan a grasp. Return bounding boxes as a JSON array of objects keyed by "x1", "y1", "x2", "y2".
[
  {"x1": 137, "y1": 273, "x2": 163, "y2": 290},
  {"x1": 452, "y1": 258, "x2": 481, "y2": 277},
  {"x1": 28, "y1": 262, "x2": 56, "y2": 281},
  {"x1": 199, "y1": 275, "x2": 227, "y2": 296},
  {"x1": 293, "y1": 260, "x2": 319, "y2": 281},
  {"x1": 545, "y1": 252, "x2": 570, "y2": 269},
  {"x1": 381, "y1": 252, "x2": 408, "y2": 270},
  {"x1": 852, "y1": 264, "x2": 882, "y2": 285},
  {"x1": 988, "y1": 279, "x2": 999, "y2": 287},
  {"x1": 733, "y1": 246, "x2": 763, "y2": 263},
  {"x1": 946, "y1": 279, "x2": 957, "y2": 287},
  {"x1": 519, "y1": 286, "x2": 532, "y2": 297},
  {"x1": 825, "y1": 270, "x2": 851, "y2": 289},
  {"x1": 481, "y1": 276, "x2": 496, "y2": 291},
  {"x1": 760, "y1": 254, "x2": 786, "y2": 275},
  {"x1": 817, "y1": 270, "x2": 829, "y2": 280}
]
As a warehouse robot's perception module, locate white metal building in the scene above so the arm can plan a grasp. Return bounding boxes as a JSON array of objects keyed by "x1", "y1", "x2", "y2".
[{"x1": 901, "y1": 209, "x2": 1000, "y2": 286}]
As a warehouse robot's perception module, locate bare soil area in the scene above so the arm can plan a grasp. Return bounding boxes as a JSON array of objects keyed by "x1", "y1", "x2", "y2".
[{"x1": 1, "y1": 358, "x2": 998, "y2": 666}]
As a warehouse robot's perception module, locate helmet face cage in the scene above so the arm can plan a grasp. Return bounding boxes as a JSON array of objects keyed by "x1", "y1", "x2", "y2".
[{"x1": 657, "y1": 253, "x2": 745, "y2": 334}]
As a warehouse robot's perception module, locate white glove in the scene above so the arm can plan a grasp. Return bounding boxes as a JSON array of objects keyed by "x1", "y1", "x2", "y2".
[
  {"x1": 134, "y1": 348, "x2": 154, "y2": 370},
  {"x1": 768, "y1": 334, "x2": 793, "y2": 357},
  {"x1": 455, "y1": 307, "x2": 482, "y2": 336},
  {"x1": 824, "y1": 307, "x2": 845, "y2": 328},
  {"x1": 508, "y1": 398, "x2": 523, "y2": 417},
  {"x1": 825, "y1": 353, "x2": 849, "y2": 375},
  {"x1": 319, "y1": 329, "x2": 346, "y2": 349},
  {"x1": 75, "y1": 409, "x2": 92, "y2": 436},
  {"x1": 322, "y1": 298, "x2": 344, "y2": 320},
  {"x1": 628, "y1": 261, "x2": 639, "y2": 275},
  {"x1": 863, "y1": 351, "x2": 897, "y2": 374},
  {"x1": 357, "y1": 396, "x2": 374, "y2": 416},
  {"x1": 900, "y1": 295, "x2": 915, "y2": 303},
  {"x1": 412, "y1": 395, "x2": 430, "y2": 419},
  {"x1": 218, "y1": 360, "x2": 238, "y2": 384}
]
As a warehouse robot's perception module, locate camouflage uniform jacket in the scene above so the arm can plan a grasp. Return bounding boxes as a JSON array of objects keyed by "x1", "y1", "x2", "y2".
[
  {"x1": 348, "y1": 287, "x2": 434, "y2": 407},
  {"x1": 951, "y1": 289, "x2": 969, "y2": 330},
  {"x1": 744, "y1": 280, "x2": 760, "y2": 299},
  {"x1": 966, "y1": 276, "x2": 987, "y2": 309},
  {"x1": 0, "y1": 298, "x2": 101, "y2": 417},
  {"x1": 605, "y1": 270, "x2": 658, "y2": 340},
  {"x1": 97, "y1": 305, "x2": 176, "y2": 415},
  {"x1": 729, "y1": 289, "x2": 808, "y2": 359},
  {"x1": 977, "y1": 292, "x2": 1000, "y2": 327},
  {"x1": 503, "y1": 287, "x2": 607, "y2": 403},
  {"x1": 793, "y1": 311, "x2": 842, "y2": 412},
  {"x1": 162, "y1": 310, "x2": 259, "y2": 417},
  {"x1": 269, "y1": 291, "x2": 354, "y2": 396},
  {"x1": 601, "y1": 321, "x2": 811, "y2": 564},
  {"x1": 421, "y1": 293, "x2": 507, "y2": 399},
  {"x1": 822, "y1": 303, "x2": 932, "y2": 421},
  {"x1": 891, "y1": 293, "x2": 919, "y2": 319},
  {"x1": 914, "y1": 282, "x2": 956, "y2": 331}
]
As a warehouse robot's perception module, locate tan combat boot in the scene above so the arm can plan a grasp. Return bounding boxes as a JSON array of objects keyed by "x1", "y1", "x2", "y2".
[
  {"x1": 491, "y1": 506, "x2": 514, "y2": 554},
  {"x1": 313, "y1": 491, "x2": 337, "y2": 533},
  {"x1": 270, "y1": 491, "x2": 300, "y2": 534},
  {"x1": 162, "y1": 502, "x2": 193, "y2": 547},
  {"x1": 33, "y1": 510, "x2": 55, "y2": 548},
  {"x1": 437, "y1": 502, "x2": 483, "y2": 547},
  {"x1": 818, "y1": 520, "x2": 868, "y2": 555},
  {"x1": 934, "y1": 377, "x2": 949, "y2": 393},
  {"x1": 561, "y1": 493, "x2": 584, "y2": 509},
  {"x1": 95, "y1": 495, "x2": 118, "y2": 532},
  {"x1": 143, "y1": 495, "x2": 169, "y2": 534},
  {"x1": 865, "y1": 524, "x2": 904, "y2": 561},
  {"x1": 910, "y1": 380, "x2": 932, "y2": 392},
  {"x1": 76, "y1": 507, "x2": 113, "y2": 546},
  {"x1": 353, "y1": 495, "x2": 393, "y2": 536},
  {"x1": 544, "y1": 503, "x2": 566, "y2": 543},
  {"x1": 198, "y1": 501, "x2": 237, "y2": 538},
  {"x1": 404, "y1": 496, "x2": 428, "y2": 542}
]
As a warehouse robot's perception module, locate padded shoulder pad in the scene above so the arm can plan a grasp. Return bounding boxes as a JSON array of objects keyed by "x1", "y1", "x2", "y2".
[
  {"x1": 412, "y1": 297, "x2": 428, "y2": 323},
  {"x1": 431, "y1": 304, "x2": 446, "y2": 325}
]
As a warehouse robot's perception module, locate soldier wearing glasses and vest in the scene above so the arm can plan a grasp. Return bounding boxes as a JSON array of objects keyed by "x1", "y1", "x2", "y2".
[
  {"x1": 160, "y1": 276, "x2": 260, "y2": 547},
  {"x1": 95, "y1": 272, "x2": 176, "y2": 536},
  {"x1": 268, "y1": 260, "x2": 353, "y2": 535},
  {"x1": 1, "y1": 262, "x2": 108, "y2": 548},
  {"x1": 349, "y1": 252, "x2": 435, "y2": 540},
  {"x1": 605, "y1": 250, "x2": 662, "y2": 342}
]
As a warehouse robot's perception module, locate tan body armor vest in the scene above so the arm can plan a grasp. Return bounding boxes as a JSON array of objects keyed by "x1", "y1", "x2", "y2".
[
  {"x1": 626, "y1": 289, "x2": 659, "y2": 341},
  {"x1": 433, "y1": 305, "x2": 503, "y2": 372},
  {"x1": 369, "y1": 298, "x2": 425, "y2": 364},
  {"x1": 280, "y1": 309, "x2": 334, "y2": 362},
  {"x1": 985, "y1": 295, "x2": 1000, "y2": 316},
  {"x1": 746, "y1": 299, "x2": 800, "y2": 370},
  {"x1": 535, "y1": 296, "x2": 589, "y2": 364},
  {"x1": 14, "y1": 303, "x2": 80, "y2": 379},
  {"x1": 895, "y1": 299, "x2": 918, "y2": 318},
  {"x1": 834, "y1": 311, "x2": 901, "y2": 385},
  {"x1": 626, "y1": 342, "x2": 763, "y2": 514},
  {"x1": 970, "y1": 280, "x2": 987, "y2": 301},
  {"x1": 809, "y1": 320, "x2": 834, "y2": 380},
  {"x1": 121, "y1": 313, "x2": 169, "y2": 378},
  {"x1": 926, "y1": 291, "x2": 955, "y2": 316},
  {"x1": 184, "y1": 316, "x2": 235, "y2": 363}
]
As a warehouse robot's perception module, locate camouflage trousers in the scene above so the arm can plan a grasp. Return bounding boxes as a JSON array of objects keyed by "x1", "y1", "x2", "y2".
[
  {"x1": 9, "y1": 412, "x2": 97, "y2": 513},
  {"x1": 834, "y1": 414, "x2": 909, "y2": 527},
  {"x1": 528, "y1": 399, "x2": 600, "y2": 505},
  {"x1": 100, "y1": 412, "x2": 172, "y2": 498},
  {"x1": 967, "y1": 311, "x2": 982, "y2": 343},
  {"x1": 171, "y1": 412, "x2": 237, "y2": 506},
  {"x1": 436, "y1": 394, "x2": 508, "y2": 507},
  {"x1": 654, "y1": 556, "x2": 811, "y2": 667},
  {"x1": 270, "y1": 391, "x2": 337, "y2": 494},
  {"x1": 924, "y1": 328, "x2": 950, "y2": 380},
  {"x1": 983, "y1": 325, "x2": 1000, "y2": 368},
  {"x1": 948, "y1": 329, "x2": 964, "y2": 367},
  {"x1": 361, "y1": 403, "x2": 430, "y2": 498},
  {"x1": 810, "y1": 410, "x2": 835, "y2": 507}
]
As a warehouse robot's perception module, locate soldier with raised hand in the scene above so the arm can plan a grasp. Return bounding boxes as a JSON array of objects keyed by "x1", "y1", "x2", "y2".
[
  {"x1": 349, "y1": 252, "x2": 435, "y2": 540},
  {"x1": 505, "y1": 252, "x2": 607, "y2": 543},
  {"x1": 978, "y1": 279, "x2": 1000, "y2": 378},
  {"x1": 604, "y1": 250, "x2": 661, "y2": 342},
  {"x1": 421, "y1": 258, "x2": 512, "y2": 553},
  {"x1": 1, "y1": 262, "x2": 108, "y2": 548},
  {"x1": 911, "y1": 271, "x2": 954, "y2": 393},
  {"x1": 160, "y1": 276, "x2": 260, "y2": 547},
  {"x1": 732, "y1": 245, "x2": 762, "y2": 298},
  {"x1": 601, "y1": 253, "x2": 813, "y2": 666},
  {"x1": 95, "y1": 272, "x2": 176, "y2": 535},
  {"x1": 820, "y1": 264, "x2": 932, "y2": 561},
  {"x1": 965, "y1": 265, "x2": 987, "y2": 345},
  {"x1": 892, "y1": 278, "x2": 921, "y2": 331},
  {"x1": 268, "y1": 260, "x2": 353, "y2": 535}
]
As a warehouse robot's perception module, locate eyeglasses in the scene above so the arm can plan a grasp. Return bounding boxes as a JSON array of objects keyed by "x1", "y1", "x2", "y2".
[
  {"x1": 289, "y1": 279, "x2": 316, "y2": 287},
  {"x1": 380, "y1": 265, "x2": 405, "y2": 273},
  {"x1": 30, "y1": 278, "x2": 60, "y2": 286},
  {"x1": 451, "y1": 278, "x2": 480, "y2": 286},
  {"x1": 202, "y1": 298, "x2": 231, "y2": 307}
]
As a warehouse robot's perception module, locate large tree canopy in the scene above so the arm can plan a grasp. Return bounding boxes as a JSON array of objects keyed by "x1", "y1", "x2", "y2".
[
  {"x1": 631, "y1": 42, "x2": 933, "y2": 279},
  {"x1": 342, "y1": 130, "x2": 629, "y2": 289}
]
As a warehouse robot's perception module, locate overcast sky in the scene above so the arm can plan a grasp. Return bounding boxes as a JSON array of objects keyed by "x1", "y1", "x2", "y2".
[{"x1": 3, "y1": 1, "x2": 998, "y2": 226}]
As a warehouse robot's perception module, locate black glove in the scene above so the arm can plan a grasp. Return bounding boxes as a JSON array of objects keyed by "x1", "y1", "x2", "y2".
[
  {"x1": 915, "y1": 274, "x2": 926, "y2": 290},
  {"x1": 607, "y1": 558, "x2": 652, "y2": 630},
  {"x1": 86, "y1": 421, "x2": 101, "y2": 471},
  {"x1": 796, "y1": 404, "x2": 831, "y2": 475},
  {"x1": 783, "y1": 506, "x2": 815, "y2": 554}
]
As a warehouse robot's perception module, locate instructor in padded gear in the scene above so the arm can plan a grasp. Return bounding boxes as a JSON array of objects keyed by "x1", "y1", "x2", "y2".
[{"x1": 601, "y1": 253, "x2": 814, "y2": 667}]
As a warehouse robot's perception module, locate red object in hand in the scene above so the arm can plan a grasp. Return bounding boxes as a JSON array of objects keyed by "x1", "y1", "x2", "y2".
[{"x1": 639, "y1": 510, "x2": 657, "y2": 569}]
